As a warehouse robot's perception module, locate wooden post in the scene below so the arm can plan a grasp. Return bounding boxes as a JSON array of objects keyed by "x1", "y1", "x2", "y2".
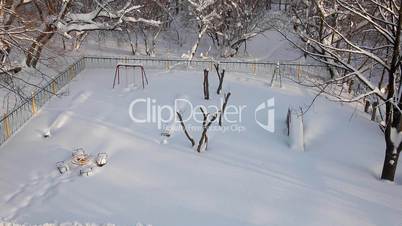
[
  {"x1": 371, "y1": 102, "x2": 378, "y2": 121},
  {"x1": 271, "y1": 62, "x2": 281, "y2": 87},
  {"x1": 364, "y1": 100, "x2": 371, "y2": 113},
  {"x1": 51, "y1": 81, "x2": 56, "y2": 94},
  {"x1": 348, "y1": 79, "x2": 354, "y2": 94},
  {"x1": 165, "y1": 61, "x2": 170, "y2": 71},
  {"x1": 32, "y1": 93, "x2": 37, "y2": 114},
  {"x1": 203, "y1": 69, "x2": 209, "y2": 100},
  {"x1": 286, "y1": 108, "x2": 291, "y2": 136},
  {"x1": 252, "y1": 63, "x2": 256, "y2": 75},
  {"x1": 69, "y1": 67, "x2": 74, "y2": 81},
  {"x1": 296, "y1": 65, "x2": 301, "y2": 80},
  {"x1": 3, "y1": 113, "x2": 11, "y2": 139}
]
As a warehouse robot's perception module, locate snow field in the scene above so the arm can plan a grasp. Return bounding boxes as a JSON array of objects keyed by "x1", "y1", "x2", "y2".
[{"x1": 0, "y1": 68, "x2": 401, "y2": 226}]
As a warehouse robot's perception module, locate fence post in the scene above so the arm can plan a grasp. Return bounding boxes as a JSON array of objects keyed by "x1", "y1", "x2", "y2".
[
  {"x1": 68, "y1": 68, "x2": 72, "y2": 81},
  {"x1": 51, "y1": 80, "x2": 57, "y2": 94},
  {"x1": 297, "y1": 64, "x2": 301, "y2": 79},
  {"x1": 31, "y1": 92, "x2": 37, "y2": 114},
  {"x1": 82, "y1": 57, "x2": 86, "y2": 69},
  {"x1": 251, "y1": 63, "x2": 256, "y2": 75},
  {"x1": 3, "y1": 113, "x2": 11, "y2": 139},
  {"x1": 165, "y1": 60, "x2": 170, "y2": 71}
]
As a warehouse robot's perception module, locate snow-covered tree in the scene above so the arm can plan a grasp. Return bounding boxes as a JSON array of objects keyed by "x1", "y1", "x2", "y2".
[
  {"x1": 207, "y1": 0, "x2": 270, "y2": 57},
  {"x1": 135, "y1": 0, "x2": 169, "y2": 56},
  {"x1": 0, "y1": 0, "x2": 163, "y2": 106},
  {"x1": 290, "y1": 0, "x2": 402, "y2": 181},
  {"x1": 184, "y1": 0, "x2": 272, "y2": 59},
  {"x1": 0, "y1": 0, "x2": 40, "y2": 101},
  {"x1": 1, "y1": 0, "x2": 162, "y2": 69},
  {"x1": 184, "y1": 0, "x2": 221, "y2": 60}
]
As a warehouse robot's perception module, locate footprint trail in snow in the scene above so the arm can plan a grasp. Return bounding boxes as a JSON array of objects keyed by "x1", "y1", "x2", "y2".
[{"x1": 1, "y1": 171, "x2": 76, "y2": 221}]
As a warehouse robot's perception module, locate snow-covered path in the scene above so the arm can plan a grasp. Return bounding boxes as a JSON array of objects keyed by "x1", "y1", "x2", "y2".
[{"x1": 0, "y1": 68, "x2": 401, "y2": 226}]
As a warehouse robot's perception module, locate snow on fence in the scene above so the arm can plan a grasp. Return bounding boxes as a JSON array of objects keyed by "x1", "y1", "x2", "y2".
[{"x1": 0, "y1": 56, "x2": 329, "y2": 147}]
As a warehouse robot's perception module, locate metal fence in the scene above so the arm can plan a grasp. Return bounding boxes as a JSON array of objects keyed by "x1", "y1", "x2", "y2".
[
  {"x1": 84, "y1": 56, "x2": 330, "y2": 81},
  {"x1": 0, "y1": 57, "x2": 86, "y2": 145},
  {"x1": 0, "y1": 56, "x2": 329, "y2": 146}
]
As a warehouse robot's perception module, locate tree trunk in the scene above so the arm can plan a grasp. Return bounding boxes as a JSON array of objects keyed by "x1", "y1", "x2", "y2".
[
  {"x1": 219, "y1": 92, "x2": 231, "y2": 126},
  {"x1": 126, "y1": 29, "x2": 137, "y2": 55},
  {"x1": 381, "y1": 123, "x2": 402, "y2": 181},
  {"x1": 73, "y1": 32, "x2": 88, "y2": 50},
  {"x1": 203, "y1": 69, "x2": 209, "y2": 100},
  {"x1": 214, "y1": 64, "x2": 225, "y2": 95},
  {"x1": 381, "y1": 144, "x2": 400, "y2": 181},
  {"x1": 381, "y1": 4, "x2": 402, "y2": 182},
  {"x1": 190, "y1": 26, "x2": 206, "y2": 61},
  {"x1": 26, "y1": 24, "x2": 55, "y2": 68},
  {"x1": 177, "y1": 112, "x2": 195, "y2": 147},
  {"x1": 197, "y1": 112, "x2": 217, "y2": 152}
]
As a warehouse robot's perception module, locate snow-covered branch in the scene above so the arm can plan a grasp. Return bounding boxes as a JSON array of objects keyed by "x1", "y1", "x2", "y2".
[{"x1": 57, "y1": 2, "x2": 161, "y2": 37}]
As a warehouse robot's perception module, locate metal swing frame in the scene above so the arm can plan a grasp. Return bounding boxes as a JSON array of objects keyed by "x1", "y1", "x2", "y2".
[{"x1": 113, "y1": 63, "x2": 149, "y2": 89}]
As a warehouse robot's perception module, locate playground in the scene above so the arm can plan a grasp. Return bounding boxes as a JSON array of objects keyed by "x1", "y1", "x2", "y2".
[{"x1": 0, "y1": 61, "x2": 400, "y2": 226}]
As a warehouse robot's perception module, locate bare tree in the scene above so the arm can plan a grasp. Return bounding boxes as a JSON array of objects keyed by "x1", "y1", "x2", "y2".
[
  {"x1": 207, "y1": 0, "x2": 271, "y2": 57},
  {"x1": 134, "y1": 0, "x2": 169, "y2": 56},
  {"x1": 0, "y1": 0, "x2": 50, "y2": 102},
  {"x1": 197, "y1": 107, "x2": 218, "y2": 152},
  {"x1": 214, "y1": 63, "x2": 225, "y2": 94},
  {"x1": 125, "y1": 24, "x2": 139, "y2": 55},
  {"x1": 184, "y1": 0, "x2": 271, "y2": 59},
  {"x1": 185, "y1": 0, "x2": 221, "y2": 61},
  {"x1": 219, "y1": 92, "x2": 231, "y2": 126},
  {"x1": 177, "y1": 111, "x2": 195, "y2": 146},
  {"x1": 177, "y1": 107, "x2": 218, "y2": 152}
]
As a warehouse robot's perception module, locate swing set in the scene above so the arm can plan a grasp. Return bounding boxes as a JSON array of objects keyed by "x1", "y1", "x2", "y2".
[{"x1": 112, "y1": 63, "x2": 149, "y2": 89}]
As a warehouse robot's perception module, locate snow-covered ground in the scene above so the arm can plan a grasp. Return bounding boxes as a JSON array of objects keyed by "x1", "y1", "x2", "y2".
[{"x1": 0, "y1": 67, "x2": 401, "y2": 226}]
